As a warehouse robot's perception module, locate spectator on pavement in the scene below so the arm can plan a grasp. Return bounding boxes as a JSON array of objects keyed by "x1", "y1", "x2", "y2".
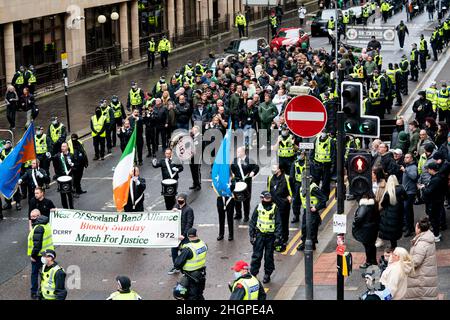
[{"x1": 380, "y1": 247, "x2": 413, "y2": 300}]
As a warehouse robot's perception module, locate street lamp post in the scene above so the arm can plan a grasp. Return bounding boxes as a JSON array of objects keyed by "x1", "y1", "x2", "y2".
[
  {"x1": 97, "y1": 14, "x2": 107, "y2": 71},
  {"x1": 198, "y1": 0, "x2": 202, "y2": 39},
  {"x1": 110, "y1": 12, "x2": 120, "y2": 69}
]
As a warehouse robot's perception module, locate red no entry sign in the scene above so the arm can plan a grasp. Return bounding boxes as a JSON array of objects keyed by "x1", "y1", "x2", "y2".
[{"x1": 284, "y1": 95, "x2": 327, "y2": 138}]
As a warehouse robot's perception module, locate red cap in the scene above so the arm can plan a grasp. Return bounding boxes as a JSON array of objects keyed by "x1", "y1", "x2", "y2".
[{"x1": 231, "y1": 260, "x2": 249, "y2": 272}]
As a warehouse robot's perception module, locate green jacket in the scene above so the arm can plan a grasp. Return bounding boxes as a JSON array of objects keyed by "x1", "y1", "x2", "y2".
[
  {"x1": 364, "y1": 60, "x2": 378, "y2": 76},
  {"x1": 408, "y1": 128, "x2": 420, "y2": 155},
  {"x1": 258, "y1": 102, "x2": 278, "y2": 125},
  {"x1": 229, "y1": 93, "x2": 242, "y2": 116}
]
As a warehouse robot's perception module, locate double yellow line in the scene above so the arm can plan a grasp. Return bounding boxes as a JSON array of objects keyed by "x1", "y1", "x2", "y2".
[{"x1": 282, "y1": 187, "x2": 337, "y2": 256}]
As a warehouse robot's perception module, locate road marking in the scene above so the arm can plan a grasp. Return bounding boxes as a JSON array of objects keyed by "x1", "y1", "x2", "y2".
[
  {"x1": 11, "y1": 241, "x2": 18, "y2": 244},
  {"x1": 287, "y1": 111, "x2": 325, "y2": 121},
  {"x1": 281, "y1": 188, "x2": 336, "y2": 255},
  {"x1": 288, "y1": 197, "x2": 337, "y2": 256}
]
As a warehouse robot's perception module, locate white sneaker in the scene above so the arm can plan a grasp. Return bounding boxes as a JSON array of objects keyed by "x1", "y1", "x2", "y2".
[
  {"x1": 260, "y1": 145, "x2": 266, "y2": 150},
  {"x1": 375, "y1": 238, "x2": 384, "y2": 248},
  {"x1": 435, "y1": 235, "x2": 442, "y2": 243}
]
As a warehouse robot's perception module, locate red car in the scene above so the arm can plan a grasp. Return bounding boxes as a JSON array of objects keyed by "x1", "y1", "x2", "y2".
[{"x1": 270, "y1": 28, "x2": 310, "y2": 51}]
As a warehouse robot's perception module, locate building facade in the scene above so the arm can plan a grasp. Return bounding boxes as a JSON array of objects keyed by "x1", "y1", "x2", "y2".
[{"x1": 0, "y1": 0, "x2": 289, "y2": 95}]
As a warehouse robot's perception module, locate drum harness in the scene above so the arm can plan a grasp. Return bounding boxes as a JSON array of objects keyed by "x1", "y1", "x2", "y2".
[
  {"x1": 129, "y1": 178, "x2": 144, "y2": 210},
  {"x1": 165, "y1": 158, "x2": 176, "y2": 179}
]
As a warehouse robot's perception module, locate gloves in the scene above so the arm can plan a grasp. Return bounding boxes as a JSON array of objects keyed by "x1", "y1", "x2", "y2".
[
  {"x1": 250, "y1": 237, "x2": 256, "y2": 246},
  {"x1": 172, "y1": 167, "x2": 179, "y2": 172},
  {"x1": 274, "y1": 239, "x2": 285, "y2": 252},
  {"x1": 37, "y1": 171, "x2": 44, "y2": 178},
  {"x1": 18, "y1": 179, "x2": 23, "y2": 184},
  {"x1": 46, "y1": 152, "x2": 51, "y2": 158},
  {"x1": 152, "y1": 158, "x2": 158, "y2": 166},
  {"x1": 67, "y1": 159, "x2": 74, "y2": 167}
]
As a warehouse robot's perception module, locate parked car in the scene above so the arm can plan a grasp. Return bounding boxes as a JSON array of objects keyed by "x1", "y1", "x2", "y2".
[
  {"x1": 270, "y1": 28, "x2": 310, "y2": 51},
  {"x1": 207, "y1": 54, "x2": 235, "y2": 73},
  {"x1": 311, "y1": 9, "x2": 342, "y2": 37},
  {"x1": 224, "y1": 37, "x2": 269, "y2": 55}
]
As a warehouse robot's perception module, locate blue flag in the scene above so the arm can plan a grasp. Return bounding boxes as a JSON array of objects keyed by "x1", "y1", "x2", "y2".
[
  {"x1": 211, "y1": 122, "x2": 232, "y2": 197},
  {"x1": 0, "y1": 123, "x2": 36, "y2": 199}
]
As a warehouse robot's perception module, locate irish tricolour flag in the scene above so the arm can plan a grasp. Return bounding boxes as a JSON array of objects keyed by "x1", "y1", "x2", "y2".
[{"x1": 113, "y1": 127, "x2": 137, "y2": 211}]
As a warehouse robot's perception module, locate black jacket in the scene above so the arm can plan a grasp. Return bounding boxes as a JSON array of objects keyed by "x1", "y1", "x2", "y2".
[
  {"x1": 191, "y1": 106, "x2": 211, "y2": 128},
  {"x1": 153, "y1": 105, "x2": 169, "y2": 128},
  {"x1": 117, "y1": 127, "x2": 133, "y2": 151},
  {"x1": 124, "y1": 177, "x2": 146, "y2": 212},
  {"x1": 28, "y1": 197, "x2": 56, "y2": 220},
  {"x1": 29, "y1": 215, "x2": 51, "y2": 260},
  {"x1": 128, "y1": 115, "x2": 144, "y2": 138},
  {"x1": 40, "y1": 262, "x2": 67, "y2": 300},
  {"x1": 231, "y1": 156, "x2": 260, "y2": 185},
  {"x1": 174, "y1": 203, "x2": 194, "y2": 237},
  {"x1": 379, "y1": 185, "x2": 407, "y2": 241},
  {"x1": 175, "y1": 102, "x2": 192, "y2": 124},
  {"x1": 249, "y1": 202, "x2": 282, "y2": 239},
  {"x1": 70, "y1": 140, "x2": 88, "y2": 168},
  {"x1": 20, "y1": 168, "x2": 50, "y2": 193},
  {"x1": 229, "y1": 273, "x2": 267, "y2": 300},
  {"x1": 152, "y1": 158, "x2": 184, "y2": 180},
  {"x1": 52, "y1": 152, "x2": 75, "y2": 178},
  {"x1": 423, "y1": 173, "x2": 446, "y2": 204},
  {"x1": 380, "y1": 152, "x2": 401, "y2": 177},
  {"x1": 174, "y1": 239, "x2": 207, "y2": 271},
  {"x1": 352, "y1": 198, "x2": 380, "y2": 244},
  {"x1": 267, "y1": 174, "x2": 292, "y2": 207},
  {"x1": 413, "y1": 98, "x2": 434, "y2": 126}
]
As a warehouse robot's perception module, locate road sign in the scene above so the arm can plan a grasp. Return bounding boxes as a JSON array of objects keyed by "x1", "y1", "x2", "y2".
[
  {"x1": 284, "y1": 95, "x2": 327, "y2": 138},
  {"x1": 333, "y1": 214, "x2": 347, "y2": 234},
  {"x1": 298, "y1": 142, "x2": 314, "y2": 150},
  {"x1": 61, "y1": 52, "x2": 68, "y2": 69},
  {"x1": 345, "y1": 26, "x2": 395, "y2": 46}
]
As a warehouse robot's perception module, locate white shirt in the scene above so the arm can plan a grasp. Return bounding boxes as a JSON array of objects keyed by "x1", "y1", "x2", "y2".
[{"x1": 298, "y1": 7, "x2": 306, "y2": 19}]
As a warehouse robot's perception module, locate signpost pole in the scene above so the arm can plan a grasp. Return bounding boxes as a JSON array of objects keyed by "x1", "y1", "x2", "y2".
[
  {"x1": 61, "y1": 52, "x2": 71, "y2": 133},
  {"x1": 304, "y1": 137, "x2": 314, "y2": 300},
  {"x1": 336, "y1": 110, "x2": 345, "y2": 300},
  {"x1": 267, "y1": 0, "x2": 271, "y2": 42}
]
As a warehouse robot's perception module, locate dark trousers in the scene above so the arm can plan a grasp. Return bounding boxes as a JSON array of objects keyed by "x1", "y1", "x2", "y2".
[
  {"x1": 238, "y1": 25, "x2": 245, "y2": 38},
  {"x1": 171, "y1": 237, "x2": 188, "y2": 266},
  {"x1": 6, "y1": 105, "x2": 16, "y2": 128},
  {"x1": 5, "y1": 191, "x2": 21, "y2": 207},
  {"x1": 60, "y1": 192, "x2": 74, "y2": 209},
  {"x1": 113, "y1": 118, "x2": 123, "y2": 147},
  {"x1": 147, "y1": 52, "x2": 155, "y2": 68},
  {"x1": 419, "y1": 51, "x2": 427, "y2": 71},
  {"x1": 299, "y1": 18, "x2": 304, "y2": 26},
  {"x1": 440, "y1": 205, "x2": 447, "y2": 228},
  {"x1": 301, "y1": 209, "x2": 322, "y2": 244},
  {"x1": 31, "y1": 259, "x2": 43, "y2": 294},
  {"x1": 235, "y1": 182, "x2": 252, "y2": 219},
  {"x1": 382, "y1": 12, "x2": 388, "y2": 23},
  {"x1": 160, "y1": 51, "x2": 169, "y2": 68},
  {"x1": 292, "y1": 183, "x2": 302, "y2": 219},
  {"x1": 363, "y1": 242, "x2": 377, "y2": 265},
  {"x1": 271, "y1": 26, "x2": 277, "y2": 38},
  {"x1": 427, "y1": 202, "x2": 441, "y2": 237},
  {"x1": 73, "y1": 166, "x2": 84, "y2": 193},
  {"x1": 311, "y1": 161, "x2": 332, "y2": 199},
  {"x1": 164, "y1": 195, "x2": 176, "y2": 210},
  {"x1": 156, "y1": 127, "x2": 167, "y2": 151},
  {"x1": 93, "y1": 136, "x2": 105, "y2": 158},
  {"x1": 145, "y1": 127, "x2": 157, "y2": 156},
  {"x1": 404, "y1": 193, "x2": 415, "y2": 233},
  {"x1": 395, "y1": 83, "x2": 403, "y2": 104},
  {"x1": 438, "y1": 109, "x2": 450, "y2": 125},
  {"x1": 431, "y1": 44, "x2": 438, "y2": 61},
  {"x1": 136, "y1": 138, "x2": 144, "y2": 163},
  {"x1": 250, "y1": 233, "x2": 275, "y2": 276},
  {"x1": 190, "y1": 163, "x2": 201, "y2": 187},
  {"x1": 398, "y1": 35, "x2": 405, "y2": 48},
  {"x1": 217, "y1": 197, "x2": 234, "y2": 237},
  {"x1": 278, "y1": 156, "x2": 294, "y2": 175},
  {"x1": 400, "y1": 71, "x2": 409, "y2": 95},
  {"x1": 278, "y1": 200, "x2": 291, "y2": 243},
  {"x1": 184, "y1": 271, "x2": 206, "y2": 300},
  {"x1": 106, "y1": 124, "x2": 114, "y2": 150},
  {"x1": 410, "y1": 63, "x2": 419, "y2": 81},
  {"x1": 37, "y1": 154, "x2": 50, "y2": 177}
]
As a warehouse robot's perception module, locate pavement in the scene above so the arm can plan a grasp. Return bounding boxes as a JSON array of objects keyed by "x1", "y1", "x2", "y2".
[{"x1": 1, "y1": 8, "x2": 450, "y2": 300}]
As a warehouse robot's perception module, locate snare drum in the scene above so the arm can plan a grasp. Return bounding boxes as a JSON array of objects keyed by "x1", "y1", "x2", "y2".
[
  {"x1": 57, "y1": 175, "x2": 73, "y2": 194},
  {"x1": 233, "y1": 181, "x2": 249, "y2": 202},
  {"x1": 161, "y1": 179, "x2": 178, "y2": 196}
]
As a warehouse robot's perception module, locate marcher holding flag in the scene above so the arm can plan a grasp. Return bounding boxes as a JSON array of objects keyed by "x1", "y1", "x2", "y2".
[
  {"x1": 113, "y1": 125, "x2": 137, "y2": 212},
  {"x1": 212, "y1": 121, "x2": 233, "y2": 197}
]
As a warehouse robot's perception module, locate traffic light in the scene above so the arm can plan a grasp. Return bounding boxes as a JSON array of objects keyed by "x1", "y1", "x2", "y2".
[
  {"x1": 341, "y1": 81, "x2": 380, "y2": 138},
  {"x1": 347, "y1": 152, "x2": 371, "y2": 197}
]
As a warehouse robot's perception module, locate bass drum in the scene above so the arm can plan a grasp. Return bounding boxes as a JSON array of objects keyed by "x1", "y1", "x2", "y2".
[
  {"x1": 57, "y1": 175, "x2": 73, "y2": 194},
  {"x1": 161, "y1": 179, "x2": 178, "y2": 197},
  {"x1": 232, "y1": 182, "x2": 249, "y2": 202}
]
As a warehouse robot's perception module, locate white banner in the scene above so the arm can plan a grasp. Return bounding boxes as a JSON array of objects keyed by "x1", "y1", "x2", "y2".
[
  {"x1": 50, "y1": 209, "x2": 181, "y2": 248},
  {"x1": 245, "y1": 0, "x2": 278, "y2": 6}
]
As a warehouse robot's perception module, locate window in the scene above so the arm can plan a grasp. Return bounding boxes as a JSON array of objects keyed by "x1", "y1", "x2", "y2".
[
  {"x1": 138, "y1": 0, "x2": 165, "y2": 38},
  {"x1": 85, "y1": 5, "x2": 120, "y2": 53}
]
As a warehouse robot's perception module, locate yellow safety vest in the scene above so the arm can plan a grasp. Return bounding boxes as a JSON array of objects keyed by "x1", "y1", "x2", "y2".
[
  {"x1": 369, "y1": 89, "x2": 381, "y2": 105},
  {"x1": 270, "y1": 16, "x2": 278, "y2": 27},
  {"x1": 148, "y1": 40, "x2": 156, "y2": 52},
  {"x1": 27, "y1": 71, "x2": 37, "y2": 84},
  {"x1": 386, "y1": 69, "x2": 396, "y2": 84},
  {"x1": 370, "y1": 3, "x2": 377, "y2": 11},
  {"x1": 437, "y1": 89, "x2": 449, "y2": 110},
  {"x1": 426, "y1": 88, "x2": 438, "y2": 108},
  {"x1": 314, "y1": 137, "x2": 332, "y2": 163},
  {"x1": 267, "y1": 174, "x2": 293, "y2": 197},
  {"x1": 300, "y1": 183, "x2": 320, "y2": 209},
  {"x1": 158, "y1": 39, "x2": 171, "y2": 53},
  {"x1": 111, "y1": 102, "x2": 123, "y2": 118},
  {"x1": 27, "y1": 223, "x2": 54, "y2": 256},
  {"x1": 232, "y1": 276, "x2": 260, "y2": 300},
  {"x1": 256, "y1": 203, "x2": 276, "y2": 233},
  {"x1": 345, "y1": 138, "x2": 361, "y2": 159},
  {"x1": 278, "y1": 136, "x2": 295, "y2": 157},
  {"x1": 363, "y1": 7, "x2": 370, "y2": 17},
  {"x1": 419, "y1": 39, "x2": 427, "y2": 51},
  {"x1": 108, "y1": 290, "x2": 141, "y2": 300},
  {"x1": 91, "y1": 115, "x2": 106, "y2": 138},
  {"x1": 343, "y1": 15, "x2": 350, "y2": 24},
  {"x1": 410, "y1": 49, "x2": 417, "y2": 61},
  {"x1": 35, "y1": 134, "x2": 48, "y2": 154},
  {"x1": 67, "y1": 139, "x2": 83, "y2": 155},
  {"x1": 353, "y1": 66, "x2": 364, "y2": 79},
  {"x1": 418, "y1": 153, "x2": 427, "y2": 175},
  {"x1": 294, "y1": 161, "x2": 305, "y2": 183},
  {"x1": 15, "y1": 71, "x2": 24, "y2": 85},
  {"x1": 381, "y1": 2, "x2": 390, "y2": 12},
  {"x1": 181, "y1": 240, "x2": 207, "y2": 272},
  {"x1": 327, "y1": 19, "x2": 335, "y2": 29},
  {"x1": 235, "y1": 15, "x2": 247, "y2": 27},
  {"x1": 40, "y1": 265, "x2": 64, "y2": 300},
  {"x1": 49, "y1": 124, "x2": 62, "y2": 143},
  {"x1": 101, "y1": 106, "x2": 111, "y2": 123},
  {"x1": 129, "y1": 89, "x2": 142, "y2": 106},
  {"x1": 374, "y1": 55, "x2": 382, "y2": 67}
]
